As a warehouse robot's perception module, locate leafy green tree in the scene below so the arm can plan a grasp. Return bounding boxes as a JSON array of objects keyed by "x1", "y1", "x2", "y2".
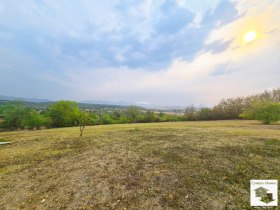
[
  {"x1": 144, "y1": 111, "x2": 157, "y2": 122},
  {"x1": 95, "y1": 110, "x2": 103, "y2": 124},
  {"x1": 198, "y1": 108, "x2": 213, "y2": 120},
  {"x1": 158, "y1": 113, "x2": 175, "y2": 122},
  {"x1": 0, "y1": 102, "x2": 34, "y2": 130},
  {"x1": 101, "y1": 114, "x2": 113, "y2": 125},
  {"x1": 112, "y1": 110, "x2": 123, "y2": 120},
  {"x1": 24, "y1": 110, "x2": 46, "y2": 130},
  {"x1": 88, "y1": 112, "x2": 98, "y2": 125},
  {"x1": 240, "y1": 101, "x2": 280, "y2": 124},
  {"x1": 47, "y1": 100, "x2": 79, "y2": 127},
  {"x1": 0, "y1": 102, "x2": 17, "y2": 116},
  {"x1": 118, "y1": 116, "x2": 127, "y2": 123},
  {"x1": 176, "y1": 115, "x2": 187, "y2": 121},
  {"x1": 126, "y1": 106, "x2": 141, "y2": 123},
  {"x1": 158, "y1": 112, "x2": 165, "y2": 118}
]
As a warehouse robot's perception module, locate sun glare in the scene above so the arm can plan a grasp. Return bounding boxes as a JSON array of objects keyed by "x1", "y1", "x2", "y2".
[{"x1": 244, "y1": 31, "x2": 257, "y2": 42}]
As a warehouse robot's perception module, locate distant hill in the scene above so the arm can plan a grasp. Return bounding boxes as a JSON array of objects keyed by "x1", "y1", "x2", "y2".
[
  {"x1": 0, "y1": 95, "x2": 135, "y2": 106},
  {"x1": 80, "y1": 100, "x2": 137, "y2": 106},
  {"x1": 0, "y1": 95, "x2": 53, "y2": 103},
  {"x1": 0, "y1": 95, "x2": 184, "y2": 110},
  {"x1": 0, "y1": 99, "x2": 130, "y2": 111},
  {"x1": 0, "y1": 95, "x2": 140, "y2": 110},
  {"x1": 79, "y1": 100, "x2": 184, "y2": 110}
]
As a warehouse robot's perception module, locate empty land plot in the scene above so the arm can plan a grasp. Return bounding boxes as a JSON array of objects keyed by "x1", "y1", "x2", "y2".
[{"x1": 0, "y1": 120, "x2": 280, "y2": 209}]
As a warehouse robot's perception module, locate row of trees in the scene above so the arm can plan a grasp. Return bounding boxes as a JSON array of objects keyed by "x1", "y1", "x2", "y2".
[
  {"x1": 0, "y1": 88, "x2": 279, "y2": 131},
  {"x1": 0, "y1": 101, "x2": 185, "y2": 132},
  {"x1": 184, "y1": 88, "x2": 280, "y2": 124}
]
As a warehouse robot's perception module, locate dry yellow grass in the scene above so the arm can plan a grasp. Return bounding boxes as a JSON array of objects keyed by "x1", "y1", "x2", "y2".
[{"x1": 0, "y1": 120, "x2": 279, "y2": 209}]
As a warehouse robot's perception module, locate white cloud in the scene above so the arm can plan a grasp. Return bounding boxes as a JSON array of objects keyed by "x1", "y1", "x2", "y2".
[
  {"x1": 46, "y1": 15, "x2": 280, "y2": 105},
  {"x1": 0, "y1": 0, "x2": 279, "y2": 105}
]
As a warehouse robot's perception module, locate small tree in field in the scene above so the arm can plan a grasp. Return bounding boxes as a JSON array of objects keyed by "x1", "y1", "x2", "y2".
[{"x1": 79, "y1": 110, "x2": 89, "y2": 136}]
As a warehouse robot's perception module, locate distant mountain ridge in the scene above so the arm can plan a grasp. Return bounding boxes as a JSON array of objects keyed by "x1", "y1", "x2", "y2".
[
  {"x1": 0, "y1": 95, "x2": 53, "y2": 103},
  {"x1": 0, "y1": 95, "x2": 185, "y2": 109},
  {"x1": 79, "y1": 100, "x2": 134, "y2": 106},
  {"x1": 79, "y1": 100, "x2": 184, "y2": 109},
  {"x1": 0, "y1": 95, "x2": 145, "y2": 107}
]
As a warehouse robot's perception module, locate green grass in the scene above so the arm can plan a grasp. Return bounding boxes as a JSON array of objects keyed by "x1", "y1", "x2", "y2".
[
  {"x1": 0, "y1": 139, "x2": 10, "y2": 142},
  {"x1": 0, "y1": 120, "x2": 279, "y2": 209}
]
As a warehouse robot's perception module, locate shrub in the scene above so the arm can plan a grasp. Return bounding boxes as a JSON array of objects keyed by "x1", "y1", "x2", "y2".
[
  {"x1": 0, "y1": 102, "x2": 32, "y2": 130},
  {"x1": 198, "y1": 108, "x2": 213, "y2": 120},
  {"x1": 144, "y1": 111, "x2": 158, "y2": 122},
  {"x1": 24, "y1": 110, "x2": 46, "y2": 129},
  {"x1": 240, "y1": 101, "x2": 280, "y2": 124},
  {"x1": 46, "y1": 100, "x2": 79, "y2": 127},
  {"x1": 126, "y1": 106, "x2": 141, "y2": 123}
]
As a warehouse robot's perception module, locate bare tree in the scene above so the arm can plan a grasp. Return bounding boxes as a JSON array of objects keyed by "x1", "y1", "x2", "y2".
[{"x1": 184, "y1": 105, "x2": 196, "y2": 120}]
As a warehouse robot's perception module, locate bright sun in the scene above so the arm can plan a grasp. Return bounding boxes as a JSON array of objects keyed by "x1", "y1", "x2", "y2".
[{"x1": 244, "y1": 31, "x2": 257, "y2": 42}]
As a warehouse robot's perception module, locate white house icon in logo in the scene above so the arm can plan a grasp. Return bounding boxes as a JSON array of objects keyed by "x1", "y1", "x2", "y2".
[{"x1": 251, "y1": 180, "x2": 278, "y2": 206}]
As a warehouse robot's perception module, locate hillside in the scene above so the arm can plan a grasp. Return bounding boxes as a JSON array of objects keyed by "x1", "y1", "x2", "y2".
[
  {"x1": 0, "y1": 95, "x2": 53, "y2": 103},
  {"x1": 1, "y1": 120, "x2": 279, "y2": 209},
  {"x1": 0, "y1": 100, "x2": 132, "y2": 111}
]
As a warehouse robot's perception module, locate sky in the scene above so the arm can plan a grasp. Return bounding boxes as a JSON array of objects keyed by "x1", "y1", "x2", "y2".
[{"x1": 0, "y1": 0, "x2": 280, "y2": 106}]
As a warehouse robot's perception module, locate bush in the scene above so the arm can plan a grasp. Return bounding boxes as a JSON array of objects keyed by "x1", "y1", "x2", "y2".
[
  {"x1": 0, "y1": 102, "x2": 46, "y2": 130},
  {"x1": 101, "y1": 115, "x2": 113, "y2": 125},
  {"x1": 144, "y1": 111, "x2": 158, "y2": 122},
  {"x1": 24, "y1": 110, "x2": 46, "y2": 129},
  {"x1": 240, "y1": 101, "x2": 280, "y2": 124},
  {"x1": 46, "y1": 100, "x2": 79, "y2": 127},
  {"x1": 198, "y1": 108, "x2": 213, "y2": 120},
  {"x1": 0, "y1": 102, "x2": 30, "y2": 129},
  {"x1": 126, "y1": 106, "x2": 141, "y2": 123},
  {"x1": 184, "y1": 105, "x2": 197, "y2": 121},
  {"x1": 118, "y1": 116, "x2": 128, "y2": 124}
]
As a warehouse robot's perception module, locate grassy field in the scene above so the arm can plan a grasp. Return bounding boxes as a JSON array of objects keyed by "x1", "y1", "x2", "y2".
[{"x1": 0, "y1": 120, "x2": 279, "y2": 209}]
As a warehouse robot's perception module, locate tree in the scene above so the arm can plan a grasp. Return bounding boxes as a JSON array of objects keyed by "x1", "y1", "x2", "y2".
[
  {"x1": 126, "y1": 106, "x2": 141, "y2": 123},
  {"x1": 47, "y1": 100, "x2": 79, "y2": 127},
  {"x1": 0, "y1": 101, "x2": 38, "y2": 130},
  {"x1": 95, "y1": 110, "x2": 103, "y2": 124},
  {"x1": 240, "y1": 101, "x2": 280, "y2": 124},
  {"x1": 78, "y1": 110, "x2": 89, "y2": 136},
  {"x1": 119, "y1": 116, "x2": 127, "y2": 123},
  {"x1": 198, "y1": 108, "x2": 213, "y2": 120},
  {"x1": 144, "y1": 111, "x2": 157, "y2": 122},
  {"x1": 0, "y1": 101, "x2": 47, "y2": 130},
  {"x1": 87, "y1": 112, "x2": 98, "y2": 125},
  {"x1": 112, "y1": 110, "x2": 123, "y2": 120},
  {"x1": 101, "y1": 114, "x2": 113, "y2": 124},
  {"x1": 0, "y1": 101, "x2": 45, "y2": 129},
  {"x1": 184, "y1": 105, "x2": 197, "y2": 120},
  {"x1": 24, "y1": 110, "x2": 46, "y2": 130}
]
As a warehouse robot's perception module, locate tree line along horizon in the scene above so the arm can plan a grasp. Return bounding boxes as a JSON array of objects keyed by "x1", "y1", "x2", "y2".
[{"x1": 0, "y1": 88, "x2": 279, "y2": 132}]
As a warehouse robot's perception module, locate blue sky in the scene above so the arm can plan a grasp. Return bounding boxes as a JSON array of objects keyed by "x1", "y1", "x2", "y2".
[{"x1": 0, "y1": 0, "x2": 279, "y2": 106}]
